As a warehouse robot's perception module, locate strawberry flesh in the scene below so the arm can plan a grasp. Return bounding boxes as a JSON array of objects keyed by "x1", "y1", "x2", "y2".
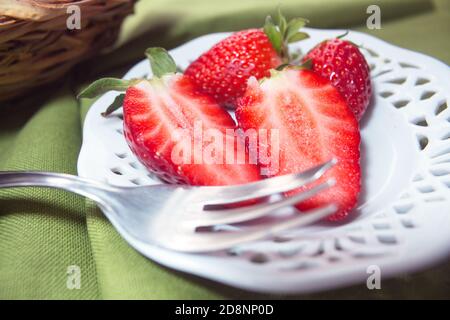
[
  {"x1": 123, "y1": 74, "x2": 261, "y2": 186},
  {"x1": 236, "y1": 69, "x2": 361, "y2": 220}
]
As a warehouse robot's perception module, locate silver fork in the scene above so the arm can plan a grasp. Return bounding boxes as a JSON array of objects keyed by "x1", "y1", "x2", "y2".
[{"x1": 0, "y1": 160, "x2": 336, "y2": 253}]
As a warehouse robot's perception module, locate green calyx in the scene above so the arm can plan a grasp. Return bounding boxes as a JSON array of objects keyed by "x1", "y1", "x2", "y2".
[
  {"x1": 336, "y1": 30, "x2": 349, "y2": 39},
  {"x1": 275, "y1": 58, "x2": 312, "y2": 72},
  {"x1": 78, "y1": 47, "x2": 178, "y2": 117},
  {"x1": 77, "y1": 77, "x2": 139, "y2": 117},
  {"x1": 263, "y1": 8, "x2": 309, "y2": 63},
  {"x1": 262, "y1": 59, "x2": 312, "y2": 83},
  {"x1": 145, "y1": 47, "x2": 177, "y2": 78},
  {"x1": 320, "y1": 31, "x2": 359, "y2": 48},
  {"x1": 101, "y1": 93, "x2": 126, "y2": 117},
  {"x1": 77, "y1": 78, "x2": 138, "y2": 99}
]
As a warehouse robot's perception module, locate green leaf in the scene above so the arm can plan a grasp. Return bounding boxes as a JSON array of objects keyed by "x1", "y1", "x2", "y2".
[
  {"x1": 276, "y1": 8, "x2": 287, "y2": 35},
  {"x1": 285, "y1": 18, "x2": 309, "y2": 41},
  {"x1": 77, "y1": 78, "x2": 133, "y2": 99},
  {"x1": 101, "y1": 94, "x2": 125, "y2": 117},
  {"x1": 263, "y1": 16, "x2": 282, "y2": 54},
  {"x1": 287, "y1": 31, "x2": 310, "y2": 43},
  {"x1": 275, "y1": 63, "x2": 290, "y2": 71},
  {"x1": 299, "y1": 58, "x2": 313, "y2": 70},
  {"x1": 145, "y1": 47, "x2": 177, "y2": 78},
  {"x1": 337, "y1": 30, "x2": 349, "y2": 39}
]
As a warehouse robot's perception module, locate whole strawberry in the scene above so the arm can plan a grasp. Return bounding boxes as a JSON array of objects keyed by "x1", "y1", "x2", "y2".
[
  {"x1": 304, "y1": 38, "x2": 372, "y2": 120},
  {"x1": 185, "y1": 11, "x2": 309, "y2": 108}
]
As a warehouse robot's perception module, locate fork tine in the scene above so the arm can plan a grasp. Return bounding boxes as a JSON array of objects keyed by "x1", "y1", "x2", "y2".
[
  {"x1": 166, "y1": 204, "x2": 337, "y2": 252},
  {"x1": 188, "y1": 179, "x2": 335, "y2": 226},
  {"x1": 196, "y1": 159, "x2": 336, "y2": 206}
]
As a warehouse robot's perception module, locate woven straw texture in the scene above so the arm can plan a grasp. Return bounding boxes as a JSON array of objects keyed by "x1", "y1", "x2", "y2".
[{"x1": 0, "y1": 0, "x2": 136, "y2": 102}]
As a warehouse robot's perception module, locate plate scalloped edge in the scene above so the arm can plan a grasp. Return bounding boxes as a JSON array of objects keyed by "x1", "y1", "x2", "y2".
[{"x1": 78, "y1": 28, "x2": 450, "y2": 294}]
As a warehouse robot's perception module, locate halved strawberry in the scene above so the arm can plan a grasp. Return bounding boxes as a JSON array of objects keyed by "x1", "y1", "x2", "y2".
[
  {"x1": 304, "y1": 37, "x2": 372, "y2": 120},
  {"x1": 79, "y1": 48, "x2": 260, "y2": 186},
  {"x1": 185, "y1": 10, "x2": 309, "y2": 109},
  {"x1": 236, "y1": 68, "x2": 361, "y2": 220}
]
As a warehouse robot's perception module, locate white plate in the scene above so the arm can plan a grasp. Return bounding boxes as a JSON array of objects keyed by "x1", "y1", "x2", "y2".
[{"x1": 78, "y1": 28, "x2": 450, "y2": 294}]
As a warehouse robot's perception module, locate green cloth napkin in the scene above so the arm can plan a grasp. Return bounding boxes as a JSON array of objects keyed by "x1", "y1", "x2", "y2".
[{"x1": 1, "y1": 0, "x2": 449, "y2": 299}]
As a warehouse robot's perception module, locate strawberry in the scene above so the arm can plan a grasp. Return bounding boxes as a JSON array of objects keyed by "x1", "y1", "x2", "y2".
[
  {"x1": 304, "y1": 37, "x2": 372, "y2": 120},
  {"x1": 79, "y1": 48, "x2": 260, "y2": 186},
  {"x1": 236, "y1": 68, "x2": 361, "y2": 220},
  {"x1": 185, "y1": 10, "x2": 309, "y2": 108}
]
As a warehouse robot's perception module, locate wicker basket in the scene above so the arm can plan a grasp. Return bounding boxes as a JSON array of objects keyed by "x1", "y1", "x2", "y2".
[{"x1": 0, "y1": 0, "x2": 136, "y2": 102}]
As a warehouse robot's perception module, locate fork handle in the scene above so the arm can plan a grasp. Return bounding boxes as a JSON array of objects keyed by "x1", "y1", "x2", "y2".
[{"x1": 0, "y1": 171, "x2": 113, "y2": 208}]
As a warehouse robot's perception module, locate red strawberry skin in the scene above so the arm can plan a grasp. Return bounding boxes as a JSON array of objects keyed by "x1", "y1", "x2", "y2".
[
  {"x1": 304, "y1": 38, "x2": 371, "y2": 120},
  {"x1": 236, "y1": 69, "x2": 361, "y2": 220},
  {"x1": 185, "y1": 29, "x2": 282, "y2": 109},
  {"x1": 123, "y1": 74, "x2": 261, "y2": 186}
]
